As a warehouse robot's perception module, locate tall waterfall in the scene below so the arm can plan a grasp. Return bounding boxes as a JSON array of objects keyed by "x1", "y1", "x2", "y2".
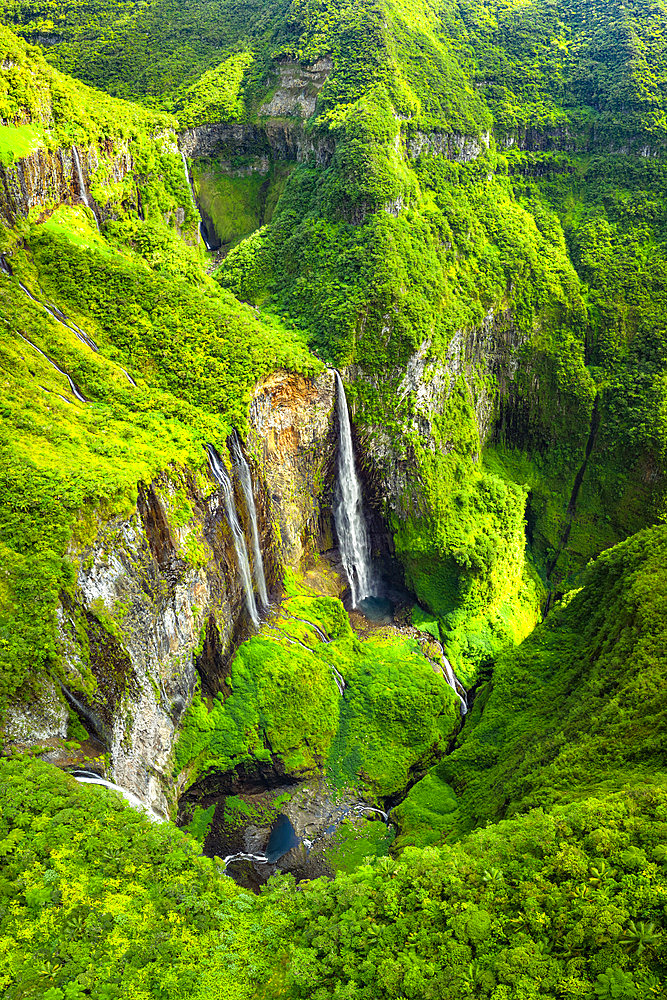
[
  {"x1": 72, "y1": 147, "x2": 90, "y2": 209},
  {"x1": 72, "y1": 147, "x2": 98, "y2": 229},
  {"x1": 71, "y1": 770, "x2": 164, "y2": 823},
  {"x1": 441, "y1": 651, "x2": 468, "y2": 715},
  {"x1": 333, "y1": 371, "x2": 376, "y2": 607},
  {"x1": 180, "y1": 150, "x2": 213, "y2": 250},
  {"x1": 230, "y1": 431, "x2": 269, "y2": 607},
  {"x1": 206, "y1": 444, "x2": 260, "y2": 627}
]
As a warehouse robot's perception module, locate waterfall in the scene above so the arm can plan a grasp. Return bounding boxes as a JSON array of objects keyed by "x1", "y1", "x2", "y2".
[
  {"x1": 180, "y1": 150, "x2": 213, "y2": 249},
  {"x1": 441, "y1": 652, "x2": 468, "y2": 715},
  {"x1": 230, "y1": 431, "x2": 268, "y2": 607},
  {"x1": 206, "y1": 444, "x2": 260, "y2": 627},
  {"x1": 354, "y1": 805, "x2": 389, "y2": 822},
  {"x1": 329, "y1": 663, "x2": 346, "y2": 696},
  {"x1": 71, "y1": 770, "x2": 164, "y2": 823},
  {"x1": 72, "y1": 147, "x2": 99, "y2": 229},
  {"x1": 223, "y1": 852, "x2": 269, "y2": 866},
  {"x1": 72, "y1": 146, "x2": 90, "y2": 210},
  {"x1": 18, "y1": 332, "x2": 88, "y2": 402},
  {"x1": 333, "y1": 371, "x2": 376, "y2": 607}
]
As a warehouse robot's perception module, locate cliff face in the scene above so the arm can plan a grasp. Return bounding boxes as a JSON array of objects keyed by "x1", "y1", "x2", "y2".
[
  {"x1": 350, "y1": 309, "x2": 532, "y2": 520},
  {"x1": 179, "y1": 121, "x2": 335, "y2": 168},
  {"x1": 0, "y1": 141, "x2": 136, "y2": 224},
  {"x1": 248, "y1": 368, "x2": 336, "y2": 567},
  {"x1": 2, "y1": 370, "x2": 336, "y2": 816}
]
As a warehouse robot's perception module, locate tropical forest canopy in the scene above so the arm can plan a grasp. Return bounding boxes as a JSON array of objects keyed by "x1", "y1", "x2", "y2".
[{"x1": 0, "y1": 0, "x2": 666, "y2": 997}]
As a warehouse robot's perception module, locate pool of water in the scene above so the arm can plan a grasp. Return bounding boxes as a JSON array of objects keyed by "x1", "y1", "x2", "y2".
[
  {"x1": 357, "y1": 595, "x2": 394, "y2": 623},
  {"x1": 266, "y1": 814, "x2": 301, "y2": 863}
]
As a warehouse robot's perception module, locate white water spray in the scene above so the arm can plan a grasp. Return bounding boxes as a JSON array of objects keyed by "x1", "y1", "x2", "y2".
[
  {"x1": 230, "y1": 431, "x2": 268, "y2": 607},
  {"x1": 72, "y1": 147, "x2": 99, "y2": 229},
  {"x1": 72, "y1": 147, "x2": 90, "y2": 210},
  {"x1": 206, "y1": 444, "x2": 260, "y2": 627},
  {"x1": 72, "y1": 771, "x2": 164, "y2": 823},
  {"x1": 223, "y1": 851, "x2": 269, "y2": 866},
  {"x1": 441, "y1": 651, "x2": 468, "y2": 715},
  {"x1": 333, "y1": 371, "x2": 376, "y2": 607}
]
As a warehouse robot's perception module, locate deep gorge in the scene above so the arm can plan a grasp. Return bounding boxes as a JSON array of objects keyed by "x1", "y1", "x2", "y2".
[{"x1": 0, "y1": 1, "x2": 666, "y2": 997}]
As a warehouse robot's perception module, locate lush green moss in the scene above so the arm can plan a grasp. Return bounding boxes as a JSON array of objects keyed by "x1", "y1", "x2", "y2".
[
  {"x1": 176, "y1": 593, "x2": 461, "y2": 796},
  {"x1": 441, "y1": 525, "x2": 667, "y2": 836},
  {"x1": 324, "y1": 815, "x2": 394, "y2": 874}
]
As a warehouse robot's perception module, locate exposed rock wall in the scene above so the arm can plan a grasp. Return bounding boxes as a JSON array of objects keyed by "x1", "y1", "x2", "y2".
[
  {"x1": 0, "y1": 141, "x2": 135, "y2": 224},
  {"x1": 2, "y1": 369, "x2": 336, "y2": 816},
  {"x1": 248, "y1": 368, "x2": 336, "y2": 567},
  {"x1": 497, "y1": 124, "x2": 666, "y2": 157},
  {"x1": 258, "y1": 56, "x2": 332, "y2": 119},
  {"x1": 349, "y1": 309, "x2": 529, "y2": 518},
  {"x1": 405, "y1": 131, "x2": 490, "y2": 163},
  {"x1": 178, "y1": 121, "x2": 335, "y2": 167}
]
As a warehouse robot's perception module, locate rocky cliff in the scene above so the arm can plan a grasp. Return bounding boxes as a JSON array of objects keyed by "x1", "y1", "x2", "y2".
[
  {"x1": 0, "y1": 140, "x2": 136, "y2": 224},
  {"x1": 2, "y1": 369, "x2": 336, "y2": 817}
]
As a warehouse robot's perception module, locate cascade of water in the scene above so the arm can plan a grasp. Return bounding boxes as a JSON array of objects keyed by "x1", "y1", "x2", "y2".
[
  {"x1": 72, "y1": 147, "x2": 90, "y2": 210},
  {"x1": 72, "y1": 771, "x2": 164, "y2": 823},
  {"x1": 206, "y1": 444, "x2": 260, "y2": 627},
  {"x1": 279, "y1": 612, "x2": 330, "y2": 642},
  {"x1": 354, "y1": 805, "x2": 389, "y2": 822},
  {"x1": 72, "y1": 147, "x2": 99, "y2": 229},
  {"x1": 180, "y1": 150, "x2": 214, "y2": 249},
  {"x1": 40, "y1": 384, "x2": 72, "y2": 404},
  {"x1": 440, "y1": 651, "x2": 468, "y2": 715},
  {"x1": 329, "y1": 663, "x2": 346, "y2": 696},
  {"x1": 333, "y1": 371, "x2": 376, "y2": 607},
  {"x1": 230, "y1": 431, "x2": 269, "y2": 607},
  {"x1": 180, "y1": 150, "x2": 196, "y2": 211},
  {"x1": 223, "y1": 852, "x2": 269, "y2": 866},
  {"x1": 18, "y1": 332, "x2": 88, "y2": 402}
]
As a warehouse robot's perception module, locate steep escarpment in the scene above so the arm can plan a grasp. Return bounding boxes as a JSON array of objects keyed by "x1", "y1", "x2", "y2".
[
  {"x1": 3, "y1": 370, "x2": 335, "y2": 815},
  {"x1": 0, "y1": 141, "x2": 135, "y2": 224},
  {"x1": 1, "y1": 3, "x2": 667, "y2": 997}
]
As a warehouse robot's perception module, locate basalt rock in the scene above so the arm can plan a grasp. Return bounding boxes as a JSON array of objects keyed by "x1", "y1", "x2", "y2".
[
  {"x1": 2, "y1": 369, "x2": 336, "y2": 816},
  {"x1": 0, "y1": 141, "x2": 136, "y2": 224},
  {"x1": 179, "y1": 120, "x2": 335, "y2": 168}
]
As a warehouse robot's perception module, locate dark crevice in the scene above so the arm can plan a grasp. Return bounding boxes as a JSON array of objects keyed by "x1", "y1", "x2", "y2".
[{"x1": 545, "y1": 394, "x2": 601, "y2": 588}]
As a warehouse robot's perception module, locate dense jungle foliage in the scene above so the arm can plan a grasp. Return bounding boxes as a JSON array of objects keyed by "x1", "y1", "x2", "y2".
[{"x1": 1, "y1": 0, "x2": 667, "y2": 996}]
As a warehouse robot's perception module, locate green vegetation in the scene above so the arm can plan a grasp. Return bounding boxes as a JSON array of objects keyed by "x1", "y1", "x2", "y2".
[
  {"x1": 0, "y1": 0, "x2": 667, "y2": 997},
  {"x1": 324, "y1": 815, "x2": 394, "y2": 873},
  {"x1": 0, "y1": 756, "x2": 269, "y2": 999},
  {"x1": 176, "y1": 593, "x2": 461, "y2": 796},
  {"x1": 442, "y1": 525, "x2": 667, "y2": 837},
  {"x1": 193, "y1": 159, "x2": 294, "y2": 249}
]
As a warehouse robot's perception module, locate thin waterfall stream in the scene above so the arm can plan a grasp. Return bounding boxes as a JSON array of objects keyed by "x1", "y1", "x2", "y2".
[
  {"x1": 72, "y1": 147, "x2": 99, "y2": 230},
  {"x1": 206, "y1": 444, "x2": 260, "y2": 627},
  {"x1": 1, "y1": 253, "x2": 136, "y2": 387},
  {"x1": 440, "y1": 648, "x2": 468, "y2": 714},
  {"x1": 333, "y1": 371, "x2": 377, "y2": 607},
  {"x1": 18, "y1": 332, "x2": 88, "y2": 403},
  {"x1": 180, "y1": 150, "x2": 213, "y2": 250},
  {"x1": 71, "y1": 770, "x2": 164, "y2": 823},
  {"x1": 230, "y1": 431, "x2": 269, "y2": 607}
]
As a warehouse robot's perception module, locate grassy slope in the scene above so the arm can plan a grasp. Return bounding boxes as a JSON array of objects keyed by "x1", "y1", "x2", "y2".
[
  {"x1": 0, "y1": 4, "x2": 665, "y2": 999},
  {"x1": 176, "y1": 587, "x2": 461, "y2": 799},
  {"x1": 0, "y1": 26, "x2": 319, "y2": 712}
]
